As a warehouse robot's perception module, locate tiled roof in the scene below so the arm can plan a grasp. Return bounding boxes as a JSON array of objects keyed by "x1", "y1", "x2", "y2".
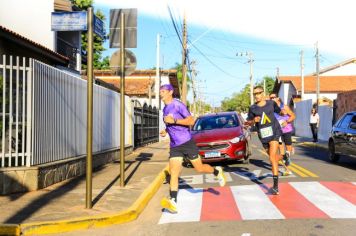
[
  {"x1": 93, "y1": 69, "x2": 180, "y2": 97},
  {"x1": 278, "y1": 75, "x2": 356, "y2": 93},
  {"x1": 0, "y1": 25, "x2": 68, "y2": 62},
  {"x1": 97, "y1": 77, "x2": 154, "y2": 96}
]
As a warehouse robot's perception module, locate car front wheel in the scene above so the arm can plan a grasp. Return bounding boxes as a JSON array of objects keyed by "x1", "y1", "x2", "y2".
[{"x1": 328, "y1": 140, "x2": 340, "y2": 163}]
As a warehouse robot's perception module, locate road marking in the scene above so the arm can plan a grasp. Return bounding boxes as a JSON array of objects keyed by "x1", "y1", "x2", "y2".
[
  {"x1": 257, "y1": 148, "x2": 317, "y2": 178},
  {"x1": 266, "y1": 183, "x2": 328, "y2": 219},
  {"x1": 201, "y1": 187, "x2": 241, "y2": 221},
  {"x1": 179, "y1": 173, "x2": 233, "y2": 186},
  {"x1": 290, "y1": 182, "x2": 356, "y2": 218},
  {"x1": 159, "y1": 188, "x2": 203, "y2": 224},
  {"x1": 231, "y1": 185, "x2": 284, "y2": 220},
  {"x1": 290, "y1": 163, "x2": 318, "y2": 177},
  {"x1": 159, "y1": 181, "x2": 356, "y2": 224},
  {"x1": 320, "y1": 182, "x2": 356, "y2": 205},
  {"x1": 287, "y1": 165, "x2": 308, "y2": 177}
]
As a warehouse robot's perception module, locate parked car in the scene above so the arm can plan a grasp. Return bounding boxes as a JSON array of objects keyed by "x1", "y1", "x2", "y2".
[
  {"x1": 328, "y1": 111, "x2": 356, "y2": 162},
  {"x1": 191, "y1": 111, "x2": 250, "y2": 163}
]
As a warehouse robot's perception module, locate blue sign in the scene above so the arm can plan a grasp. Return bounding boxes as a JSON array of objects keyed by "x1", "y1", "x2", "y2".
[
  {"x1": 51, "y1": 12, "x2": 87, "y2": 31},
  {"x1": 94, "y1": 15, "x2": 105, "y2": 39}
]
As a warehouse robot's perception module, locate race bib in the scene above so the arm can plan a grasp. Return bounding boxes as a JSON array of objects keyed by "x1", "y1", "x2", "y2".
[{"x1": 260, "y1": 126, "x2": 273, "y2": 138}]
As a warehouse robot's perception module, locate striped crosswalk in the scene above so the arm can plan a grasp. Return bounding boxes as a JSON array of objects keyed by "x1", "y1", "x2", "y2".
[{"x1": 159, "y1": 181, "x2": 356, "y2": 224}]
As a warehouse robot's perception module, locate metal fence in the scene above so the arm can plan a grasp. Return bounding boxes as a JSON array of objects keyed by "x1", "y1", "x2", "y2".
[
  {"x1": 134, "y1": 103, "x2": 159, "y2": 148},
  {"x1": 0, "y1": 55, "x2": 31, "y2": 167},
  {"x1": 0, "y1": 55, "x2": 132, "y2": 168}
]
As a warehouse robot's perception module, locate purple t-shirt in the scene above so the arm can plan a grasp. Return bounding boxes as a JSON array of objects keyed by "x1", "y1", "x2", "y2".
[{"x1": 163, "y1": 99, "x2": 192, "y2": 147}]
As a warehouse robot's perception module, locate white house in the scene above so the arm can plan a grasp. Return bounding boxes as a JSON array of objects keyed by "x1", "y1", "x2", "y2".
[
  {"x1": 273, "y1": 58, "x2": 356, "y2": 106},
  {"x1": 0, "y1": 0, "x2": 81, "y2": 71}
]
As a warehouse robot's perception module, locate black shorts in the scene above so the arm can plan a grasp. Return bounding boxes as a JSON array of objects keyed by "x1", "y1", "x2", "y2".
[
  {"x1": 280, "y1": 132, "x2": 293, "y2": 145},
  {"x1": 169, "y1": 138, "x2": 199, "y2": 161},
  {"x1": 262, "y1": 135, "x2": 281, "y2": 150}
]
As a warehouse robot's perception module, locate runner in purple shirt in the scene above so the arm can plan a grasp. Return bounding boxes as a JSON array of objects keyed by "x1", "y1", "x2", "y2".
[{"x1": 159, "y1": 84, "x2": 226, "y2": 214}]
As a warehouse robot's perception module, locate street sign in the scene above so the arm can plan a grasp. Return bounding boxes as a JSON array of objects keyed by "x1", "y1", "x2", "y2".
[
  {"x1": 94, "y1": 15, "x2": 105, "y2": 39},
  {"x1": 51, "y1": 12, "x2": 87, "y2": 31},
  {"x1": 109, "y1": 49, "x2": 137, "y2": 76},
  {"x1": 109, "y1": 9, "x2": 137, "y2": 48}
]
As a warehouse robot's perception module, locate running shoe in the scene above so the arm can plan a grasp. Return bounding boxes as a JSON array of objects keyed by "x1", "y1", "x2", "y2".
[
  {"x1": 161, "y1": 197, "x2": 178, "y2": 214},
  {"x1": 269, "y1": 187, "x2": 279, "y2": 195},
  {"x1": 282, "y1": 170, "x2": 292, "y2": 176},
  {"x1": 283, "y1": 151, "x2": 291, "y2": 166},
  {"x1": 215, "y1": 166, "x2": 226, "y2": 187}
]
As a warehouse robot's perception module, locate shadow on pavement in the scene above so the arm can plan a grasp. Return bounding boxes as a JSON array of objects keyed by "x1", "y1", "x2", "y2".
[
  {"x1": 296, "y1": 145, "x2": 356, "y2": 171},
  {"x1": 92, "y1": 160, "x2": 135, "y2": 207},
  {"x1": 5, "y1": 160, "x2": 134, "y2": 223}
]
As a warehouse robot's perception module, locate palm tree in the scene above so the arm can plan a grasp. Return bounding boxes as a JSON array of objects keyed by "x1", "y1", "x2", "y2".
[{"x1": 172, "y1": 63, "x2": 191, "y2": 93}]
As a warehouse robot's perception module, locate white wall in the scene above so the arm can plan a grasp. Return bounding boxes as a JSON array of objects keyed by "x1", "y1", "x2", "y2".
[
  {"x1": 0, "y1": 0, "x2": 55, "y2": 50},
  {"x1": 294, "y1": 99, "x2": 332, "y2": 141},
  {"x1": 295, "y1": 100, "x2": 313, "y2": 138}
]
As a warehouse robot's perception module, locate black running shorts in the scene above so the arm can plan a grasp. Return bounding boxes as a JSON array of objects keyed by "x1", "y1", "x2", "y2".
[
  {"x1": 262, "y1": 135, "x2": 281, "y2": 150},
  {"x1": 169, "y1": 138, "x2": 199, "y2": 161},
  {"x1": 281, "y1": 132, "x2": 293, "y2": 145}
]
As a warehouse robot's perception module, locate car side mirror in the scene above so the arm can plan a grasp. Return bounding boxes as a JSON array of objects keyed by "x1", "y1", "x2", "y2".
[{"x1": 350, "y1": 123, "x2": 356, "y2": 130}]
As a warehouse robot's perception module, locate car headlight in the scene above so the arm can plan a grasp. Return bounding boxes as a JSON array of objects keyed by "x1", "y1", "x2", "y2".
[{"x1": 230, "y1": 135, "x2": 245, "y2": 143}]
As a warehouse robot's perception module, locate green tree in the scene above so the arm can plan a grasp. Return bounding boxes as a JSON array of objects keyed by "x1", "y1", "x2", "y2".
[
  {"x1": 221, "y1": 84, "x2": 250, "y2": 112},
  {"x1": 71, "y1": 0, "x2": 109, "y2": 69},
  {"x1": 171, "y1": 63, "x2": 191, "y2": 93},
  {"x1": 257, "y1": 76, "x2": 275, "y2": 95},
  {"x1": 220, "y1": 76, "x2": 276, "y2": 113}
]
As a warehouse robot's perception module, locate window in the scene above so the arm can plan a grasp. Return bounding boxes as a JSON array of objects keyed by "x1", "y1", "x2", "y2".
[{"x1": 339, "y1": 114, "x2": 353, "y2": 129}]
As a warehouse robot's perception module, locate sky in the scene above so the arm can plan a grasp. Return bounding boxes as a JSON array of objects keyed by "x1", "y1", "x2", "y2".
[{"x1": 93, "y1": 0, "x2": 355, "y2": 107}]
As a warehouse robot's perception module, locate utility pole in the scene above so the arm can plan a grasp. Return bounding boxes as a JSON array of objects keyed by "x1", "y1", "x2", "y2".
[
  {"x1": 237, "y1": 52, "x2": 254, "y2": 105},
  {"x1": 181, "y1": 13, "x2": 188, "y2": 104},
  {"x1": 156, "y1": 34, "x2": 161, "y2": 109},
  {"x1": 300, "y1": 50, "x2": 304, "y2": 100},
  {"x1": 315, "y1": 42, "x2": 320, "y2": 106},
  {"x1": 191, "y1": 60, "x2": 197, "y2": 116},
  {"x1": 263, "y1": 77, "x2": 266, "y2": 93},
  {"x1": 276, "y1": 67, "x2": 280, "y2": 78}
]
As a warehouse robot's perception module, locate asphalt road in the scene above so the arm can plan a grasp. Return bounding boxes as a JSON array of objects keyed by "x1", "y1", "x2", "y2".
[{"x1": 57, "y1": 135, "x2": 356, "y2": 236}]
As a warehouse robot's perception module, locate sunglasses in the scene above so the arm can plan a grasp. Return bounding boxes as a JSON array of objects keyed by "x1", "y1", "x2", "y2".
[
  {"x1": 270, "y1": 96, "x2": 276, "y2": 99},
  {"x1": 253, "y1": 91, "x2": 263, "y2": 96}
]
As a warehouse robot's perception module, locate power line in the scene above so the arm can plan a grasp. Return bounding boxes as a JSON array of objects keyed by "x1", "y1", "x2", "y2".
[
  {"x1": 190, "y1": 44, "x2": 241, "y2": 79},
  {"x1": 167, "y1": 5, "x2": 183, "y2": 47}
]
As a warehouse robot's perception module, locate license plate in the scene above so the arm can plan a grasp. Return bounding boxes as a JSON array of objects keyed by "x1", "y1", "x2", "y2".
[{"x1": 204, "y1": 151, "x2": 221, "y2": 158}]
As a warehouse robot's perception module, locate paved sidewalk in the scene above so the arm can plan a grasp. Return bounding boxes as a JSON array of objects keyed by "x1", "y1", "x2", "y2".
[
  {"x1": 0, "y1": 141, "x2": 170, "y2": 235},
  {"x1": 292, "y1": 136, "x2": 328, "y2": 150}
]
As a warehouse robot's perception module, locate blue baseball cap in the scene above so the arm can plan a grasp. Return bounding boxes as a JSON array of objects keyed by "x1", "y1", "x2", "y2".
[{"x1": 160, "y1": 84, "x2": 174, "y2": 91}]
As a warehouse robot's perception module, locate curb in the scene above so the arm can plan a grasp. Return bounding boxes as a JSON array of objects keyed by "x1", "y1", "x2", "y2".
[
  {"x1": 0, "y1": 165, "x2": 168, "y2": 236},
  {"x1": 297, "y1": 141, "x2": 328, "y2": 150},
  {"x1": 0, "y1": 224, "x2": 20, "y2": 236}
]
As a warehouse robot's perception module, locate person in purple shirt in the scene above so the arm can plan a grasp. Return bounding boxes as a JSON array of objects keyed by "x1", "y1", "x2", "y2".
[
  {"x1": 270, "y1": 94, "x2": 296, "y2": 171},
  {"x1": 159, "y1": 84, "x2": 226, "y2": 214}
]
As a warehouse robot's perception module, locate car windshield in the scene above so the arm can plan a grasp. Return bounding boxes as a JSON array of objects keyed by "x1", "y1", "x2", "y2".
[{"x1": 192, "y1": 114, "x2": 239, "y2": 131}]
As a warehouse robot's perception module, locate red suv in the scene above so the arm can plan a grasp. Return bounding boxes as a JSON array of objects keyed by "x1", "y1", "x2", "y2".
[{"x1": 191, "y1": 112, "x2": 250, "y2": 163}]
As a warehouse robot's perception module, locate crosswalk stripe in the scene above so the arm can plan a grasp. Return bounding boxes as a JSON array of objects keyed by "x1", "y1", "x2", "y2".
[
  {"x1": 159, "y1": 182, "x2": 356, "y2": 224},
  {"x1": 201, "y1": 186, "x2": 241, "y2": 221},
  {"x1": 230, "y1": 185, "x2": 284, "y2": 220},
  {"x1": 266, "y1": 183, "x2": 328, "y2": 219},
  {"x1": 290, "y1": 182, "x2": 356, "y2": 218},
  {"x1": 158, "y1": 188, "x2": 203, "y2": 224},
  {"x1": 320, "y1": 182, "x2": 356, "y2": 205}
]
